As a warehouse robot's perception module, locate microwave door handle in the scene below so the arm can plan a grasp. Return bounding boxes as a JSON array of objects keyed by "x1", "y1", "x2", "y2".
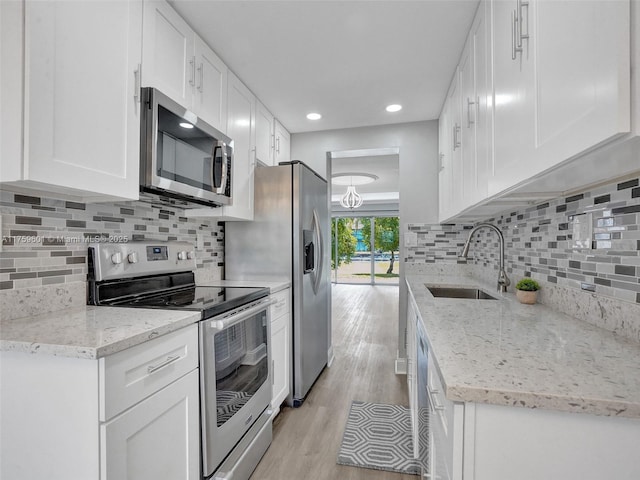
[
  {"x1": 211, "y1": 144, "x2": 222, "y2": 190},
  {"x1": 219, "y1": 144, "x2": 228, "y2": 195}
]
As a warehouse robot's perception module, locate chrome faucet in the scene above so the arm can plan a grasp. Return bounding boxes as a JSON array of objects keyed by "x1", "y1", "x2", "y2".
[{"x1": 459, "y1": 223, "x2": 510, "y2": 293}]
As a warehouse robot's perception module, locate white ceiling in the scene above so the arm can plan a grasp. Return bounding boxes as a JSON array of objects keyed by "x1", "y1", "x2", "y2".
[
  {"x1": 331, "y1": 154, "x2": 399, "y2": 195},
  {"x1": 169, "y1": 0, "x2": 480, "y2": 133}
]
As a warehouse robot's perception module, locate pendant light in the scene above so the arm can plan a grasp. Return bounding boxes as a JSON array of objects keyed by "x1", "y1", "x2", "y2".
[
  {"x1": 340, "y1": 185, "x2": 363, "y2": 209},
  {"x1": 332, "y1": 173, "x2": 378, "y2": 210}
]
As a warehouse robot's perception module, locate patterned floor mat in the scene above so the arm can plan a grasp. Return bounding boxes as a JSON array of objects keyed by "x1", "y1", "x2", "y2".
[{"x1": 337, "y1": 401, "x2": 421, "y2": 475}]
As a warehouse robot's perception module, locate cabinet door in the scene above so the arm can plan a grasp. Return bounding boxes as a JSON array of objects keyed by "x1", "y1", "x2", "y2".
[
  {"x1": 0, "y1": 0, "x2": 23, "y2": 181},
  {"x1": 255, "y1": 101, "x2": 275, "y2": 166},
  {"x1": 142, "y1": 0, "x2": 194, "y2": 108},
  {"x1": 101, "y1": 370, "x2": 200, "y2": 480},
  {"x1": 194, "y1": 35, "x2": 228, "y2": 133},
  {"x1": 25, "y1": 0, "x2": 142, "y2": 200},
  {"x1": 530, "y1": 0, "x2": 630, "y2": 174},
  {"x1": 274, "y1": 119, "x2": 291, "y2": 164},
  {"x1": 448, "y1": 69, "x2": 464, "y2": 215},
  {"x1": 488, "y1": 0, "x2": 536, "y2": 197},
  {"x1": 459, "y1": 38, "x2": 476, "y2": 211},
  {"x1": 271, "y1": 313, "x2": 290, "y2": 408},
  {"x1": 474, "y1": 1, "x2": 491, "y2": 204},
  {"x1": 438, "y1": 98, "x2": 453, "y2": 222}
]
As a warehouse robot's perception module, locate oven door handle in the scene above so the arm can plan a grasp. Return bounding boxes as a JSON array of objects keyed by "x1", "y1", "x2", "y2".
[{"x1": 209, "y1": 298, "x2": 276, "y2": 332}]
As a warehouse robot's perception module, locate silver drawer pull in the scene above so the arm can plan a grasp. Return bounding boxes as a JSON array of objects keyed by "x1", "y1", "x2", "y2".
[
  {"x1": 427, "y1": 385, "x2": 445, "y2": 411},
  {"x1": 147, "y1": 355, "x2": 181, "y2": 374}
]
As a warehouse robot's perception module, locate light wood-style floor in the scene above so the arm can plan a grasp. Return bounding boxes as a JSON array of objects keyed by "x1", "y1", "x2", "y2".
[{"x1": 250, "y1": 284, "x2": 415, "y2": 480}]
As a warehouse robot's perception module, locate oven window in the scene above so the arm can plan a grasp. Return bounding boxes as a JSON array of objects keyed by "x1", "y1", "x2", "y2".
[{"x1": 214, "y1": 309, "x2": 269, "y2": 427}]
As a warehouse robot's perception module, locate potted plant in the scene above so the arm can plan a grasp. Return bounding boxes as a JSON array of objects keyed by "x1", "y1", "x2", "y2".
[{"x1": 515, "y1": 278, "x2": 540, "y2": 305}]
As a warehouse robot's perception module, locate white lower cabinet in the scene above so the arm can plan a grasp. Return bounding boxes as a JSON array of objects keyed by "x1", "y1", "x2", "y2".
[
  {"x1": 270, "y1": 288, "x2": 291, "y2": 409},
  {"x1": 0, "y1": 324, "x2": 199, "y2": 480},
  {"x1": 102, "y1": 370, "x2": 200, "y2": 480},
  {"x1": 406, "y1": 289, "x2": 640, "y2": 480}
]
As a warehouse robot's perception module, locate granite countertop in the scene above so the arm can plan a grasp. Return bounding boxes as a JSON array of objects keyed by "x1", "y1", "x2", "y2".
[
  {"x1": 406, "y1": 273, "x2": 640, "y2": 419},
  {"x1": 0, "y1": 306, "x2": 201, "y2": 360},
  {"x1": 203, "y1": 279, "x2": 291, "y2": 293}
]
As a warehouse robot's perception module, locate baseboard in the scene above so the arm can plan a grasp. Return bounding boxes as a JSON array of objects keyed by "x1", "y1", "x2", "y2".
[{"x1": 395, "y1": 357, "x2": 407, "y2": 375}]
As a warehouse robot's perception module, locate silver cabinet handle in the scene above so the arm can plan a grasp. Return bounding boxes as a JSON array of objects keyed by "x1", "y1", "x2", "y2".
[
  {"x1": 517, "y1": 0, "x2": 529, "y2": 48},
  {"x1": 197, "y1": 63, "x2": 204, "y2": 92},
  {"x1": 466, "y1": 97, "x2": 476, "y2": 127},
  {"x1": 439, "y1": 153, "x2": 445, "y2": 171},
  {"x1": 133, "y1": 63, "x2": 141, "y2": 103},
  {"x1": 452, "y1": 123, "x2": 461, "y2": 150},
  {"x1": 276, "y1": 136, "x2": 280, "y2": 155},
  {"x1": 427, "y1": 385, "x2": 445, "y2": 411},
  {"x1": 511, "y1": 10, "x2": 518, "y2": 60},
  {"x1": 189, "y1": 57, "x2": 196, "y2": 86},
  {"x1": 147, "y1": 354, "x2": 180, "y2": 374}
]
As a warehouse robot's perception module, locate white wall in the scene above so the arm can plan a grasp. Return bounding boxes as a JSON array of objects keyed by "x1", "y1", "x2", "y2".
[{"x1": 291, "y1": 120, "x2": 439, "y2": 363}]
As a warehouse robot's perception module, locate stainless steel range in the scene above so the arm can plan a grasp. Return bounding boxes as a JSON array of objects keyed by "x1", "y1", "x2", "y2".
[{"x1": 87, "y1": 241, "x2": 273, "y2": 480}]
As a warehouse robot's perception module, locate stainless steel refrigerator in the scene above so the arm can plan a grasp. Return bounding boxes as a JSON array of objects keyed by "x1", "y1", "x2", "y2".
[{"x1": 225, "y1": 161, "x2": 330, "y2": 407}]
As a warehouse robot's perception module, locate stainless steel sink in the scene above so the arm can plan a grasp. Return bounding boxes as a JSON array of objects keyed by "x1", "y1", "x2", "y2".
[{"x1": 426, "y1": 286, "x2": 498, "y2": 300}]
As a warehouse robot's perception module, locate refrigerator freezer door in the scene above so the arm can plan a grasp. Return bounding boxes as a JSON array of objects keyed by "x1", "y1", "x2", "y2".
[{"x1": 292, "y1": 163, "x2": 329, "y2": 402}]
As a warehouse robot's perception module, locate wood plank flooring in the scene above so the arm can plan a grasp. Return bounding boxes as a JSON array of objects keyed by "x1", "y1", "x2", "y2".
[{"x1": 250, "y1": 284, "x2": 415, "y2": 480}]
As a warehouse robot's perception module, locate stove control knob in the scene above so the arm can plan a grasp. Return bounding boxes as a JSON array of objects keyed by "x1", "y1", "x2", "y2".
[
  {"x1": 110, "y1": 252, "x2": 123, "y2": 265},
  {"x1": 187, "y1": 251, "x2": 195, "y2": 260},
  {"x1": 127, "y1": 252, "x2": 139, "y2": 264},
  {"x1": 177, "y1": 251, "x2": 188, "y2": 261}
]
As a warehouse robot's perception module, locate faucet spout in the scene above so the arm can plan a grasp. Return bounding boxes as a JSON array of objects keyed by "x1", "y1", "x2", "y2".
[{"x1": 460, "y1": 223, "x2": 510, "y2": 293}]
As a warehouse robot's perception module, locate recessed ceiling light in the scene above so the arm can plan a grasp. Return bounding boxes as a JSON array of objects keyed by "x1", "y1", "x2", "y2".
[
  {"x1": 179, "y1": 122, "x2": 194, "y2": 129},
  {"x1": 386, "y1": 104, "x2": 402, "y2": 113},
  {"x1": 306, "y1": 113, "x2": 322, "y2": 120}
]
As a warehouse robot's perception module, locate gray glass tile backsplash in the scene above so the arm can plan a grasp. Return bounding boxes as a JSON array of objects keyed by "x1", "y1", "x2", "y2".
[
  {"x1": 405, "y1": 176, "x2": 640, "y2": 304},
  {"x1": 0, "y1": 191, "x2": 224, "y2": 290}
]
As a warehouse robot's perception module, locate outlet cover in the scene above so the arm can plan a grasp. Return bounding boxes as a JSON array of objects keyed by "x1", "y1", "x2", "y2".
[
  {"x1": 404, "y1": 232, "x2": 417, "y2": 247},
  {"x1": 572, "y1": 213, "x2": 593, "y2": 249}
]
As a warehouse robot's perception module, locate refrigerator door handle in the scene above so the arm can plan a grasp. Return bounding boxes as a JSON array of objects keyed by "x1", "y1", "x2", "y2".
[{"x1": 311, "y1": 209, "x2": 323, "y2": 295}]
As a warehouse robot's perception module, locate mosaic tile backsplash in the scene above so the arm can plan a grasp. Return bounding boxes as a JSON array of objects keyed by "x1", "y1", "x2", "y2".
[
  {"x1": 0, "y1": 190, "x2": 224, "y2": 298},
  {"x1": 405, "y1": 176, "x2": 640, "y2": 305}
]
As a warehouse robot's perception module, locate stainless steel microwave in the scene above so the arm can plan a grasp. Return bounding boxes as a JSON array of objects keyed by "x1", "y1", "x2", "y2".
[{"x1": 140, "y1": 87, "x2": 232, "y2": 206}]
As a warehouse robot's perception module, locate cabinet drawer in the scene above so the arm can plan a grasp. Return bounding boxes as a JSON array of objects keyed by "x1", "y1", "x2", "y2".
[
  {"x1": 100, "y1": 324, "x2": 198, "y2": 421},
  {"x1": 270, "y1": 289, "x2": 290, "y2": 320}
]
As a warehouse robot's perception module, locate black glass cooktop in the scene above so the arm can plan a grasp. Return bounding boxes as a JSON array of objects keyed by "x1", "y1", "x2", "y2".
[{"x1": 116, "y1": 286, "x2": 269, "y2": 319}]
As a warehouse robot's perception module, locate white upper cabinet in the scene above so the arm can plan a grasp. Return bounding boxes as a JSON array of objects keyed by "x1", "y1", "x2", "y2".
[
  {"x1": 194, "y1": 36, "x2": 228, "y2": 133},
  {"x1": 530, "y1": 0, "x2": 630, "y2": 168},
  {"x1": 439, "y1": 0, "x2": 632, "y2": 221},
  {"x1": 1, "y1": 1, "x2": 23, "y2": 178},
  {"x1": 256, "y1": 101, "x2": 275, "y2": 166},
  {"x1": 274, "y1": 119, "x2": 291, "y2": 165},
  {"x1": 142, "y1": 0, "x2": 227, "y2": 133},
  {"x1": 438, "y1": 96, "x2": 453, "y2": 222},
  {"x1": 489, "y1": 0, "x2": 537, "y2": 196},
  {"x1": 489, "y1": 0, "x2": 630, "y2": 197},
  {"x1": 187, "y1": 71, "x2": 256, "y2": 220},
  {"x1": 472, "y1": 2, "x2": 491, "y2": 205},
  {"x1": 1, "y1": 0, "x2": 143, "y2": 202},
  {"x1": 459, "y1": 36, "x2": 476, "y2": 212}
]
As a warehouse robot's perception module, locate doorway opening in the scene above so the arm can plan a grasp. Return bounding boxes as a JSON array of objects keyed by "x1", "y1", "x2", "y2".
[{"x1": 331, "y1": 216, "x2": 399, "y2": 285}]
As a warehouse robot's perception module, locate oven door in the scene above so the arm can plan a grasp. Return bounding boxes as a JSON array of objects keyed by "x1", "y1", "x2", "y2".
[{"x1": 200, "y1": 298, "x2": 272, "y2": 477}]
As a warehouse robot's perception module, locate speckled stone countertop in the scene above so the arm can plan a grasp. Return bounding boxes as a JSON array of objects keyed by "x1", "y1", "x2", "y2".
[
  {"x1": 406, "y1": 274, "x2": 640, "y2": 419},
  {"x1": 0, "y1": 306, "x2": 200, "y2": 359}
]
